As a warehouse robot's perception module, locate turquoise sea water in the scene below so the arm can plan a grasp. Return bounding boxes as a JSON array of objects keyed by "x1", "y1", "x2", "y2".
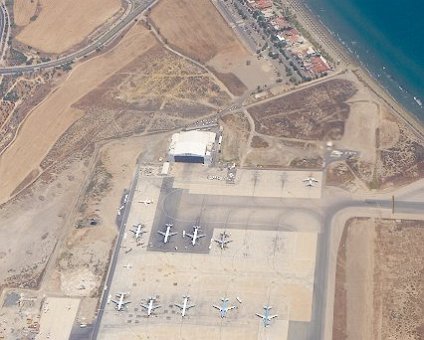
[{"x1": 306, "y1": 0, "x2": 424, "y2": 120}]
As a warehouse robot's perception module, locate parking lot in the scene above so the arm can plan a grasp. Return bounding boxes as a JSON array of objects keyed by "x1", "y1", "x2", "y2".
[{"x1": 98, "y1": 165, "x2": 320, "y2": 339}]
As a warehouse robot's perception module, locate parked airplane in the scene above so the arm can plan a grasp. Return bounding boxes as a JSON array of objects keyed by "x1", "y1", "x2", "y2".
[
  {"x1": 184, "y1": 226, "x2": 206, "y2": 246},
  {"x1": 141, "y1": 297, "x2": 161, "y2": 316},
  {"x1": 111, "y1": 292, "x2": 131, "y2": 311},
  {"x1": 158, "y1": 223, "x2": 178, "y2": 244},
  {"x1": 175, "y1": 295, "x2": 195, "y2": 317},
  {"x1": 303, "y1": 176, "x2": 319, "y2": 187},
  {"x1": 214, "y1": 231, "x2": 232, "y2": 250},
  {"x1": 212, "y1": 297, "x2": 237, "y2": 318},
  {"x1": 139, "y1": 199, "x2": 153, "y2": 205},
  {"x1": 256, "y1": 306, "x2": 278, "y2": 327},
  {"x1": 130, "y1": 224, "x2": 146, "y2": 240}
]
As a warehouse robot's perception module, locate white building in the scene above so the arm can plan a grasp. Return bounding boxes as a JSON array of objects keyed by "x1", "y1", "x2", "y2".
[{"x1": 168, "y1": 130, "x2": 217, "y2": 165}]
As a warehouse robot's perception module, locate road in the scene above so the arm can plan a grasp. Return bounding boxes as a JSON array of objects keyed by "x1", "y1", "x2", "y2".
[
  {"x1": 310, "y1": 192, "x2": 424, "y2": 340},
  {"x1": 87, "y1": 165, "x2": 141, "y2": 340},
  {"x1": 0, "y1": 1, "x2": 9, "y2": 61},
  {"x1": 0, "y1": 0, "x2": 155, "y2": 75}
]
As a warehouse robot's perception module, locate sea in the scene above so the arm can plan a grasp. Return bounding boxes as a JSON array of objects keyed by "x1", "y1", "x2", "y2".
[{"x1": 305, "y1": 0, "x2": 424, "y2": 121}]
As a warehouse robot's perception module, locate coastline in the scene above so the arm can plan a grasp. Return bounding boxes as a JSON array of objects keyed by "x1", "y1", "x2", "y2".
[{"x1": 286, "y1": 0, "x2": 424, "y2": 139}]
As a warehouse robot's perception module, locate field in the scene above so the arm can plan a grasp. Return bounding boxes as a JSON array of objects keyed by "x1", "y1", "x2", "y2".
[
  {"x1": 247, "y1": 79, "x2": 357, "y2": 140},
  {"x1": 332, "y1": 218, "x2": 424, "y2": 340},
  {"x1": 151, "y1": 0, "x2": 247, "y2": 63},
  {"x1": 15, "y1": 0, "x2": 122, "y2": 53},
  {"x1": 13, "y1": 0, "x2": 38, "y2": 26},
  {"x1": 150, "y1": 0, "x2": 254, "y2": 95},
  {"x1": 0, "y1": 23, "x2": 158, "y2": 205}
]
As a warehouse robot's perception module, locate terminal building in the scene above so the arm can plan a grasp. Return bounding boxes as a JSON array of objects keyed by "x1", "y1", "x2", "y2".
[{"x1": 168, "y1": 130, "x2": 217, "y2": 165}]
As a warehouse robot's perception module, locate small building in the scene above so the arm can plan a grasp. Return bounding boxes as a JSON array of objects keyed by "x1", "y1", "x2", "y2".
[{"x1": 168, "y1": 130, "x2": 217, "y2": 165}]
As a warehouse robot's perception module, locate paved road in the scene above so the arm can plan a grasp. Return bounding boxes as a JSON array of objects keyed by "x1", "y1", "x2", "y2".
[
  {"x1": 310, "y1": 195, "x2": 424, "y2": 340},
  {"x1": 0, "y1": 2, "x2": 6, "y2": 58},
  {"x1": 88, "y1": 165, "x2": 141, "y2": 340},
  {"x1": 0, "y1": 0, "x2": 155, "y2": 75}
]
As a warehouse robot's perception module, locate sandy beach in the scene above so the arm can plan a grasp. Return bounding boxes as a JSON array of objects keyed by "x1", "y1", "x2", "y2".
[{"x1": 287, "y1": 0, "x2": 424, "y2": 138}]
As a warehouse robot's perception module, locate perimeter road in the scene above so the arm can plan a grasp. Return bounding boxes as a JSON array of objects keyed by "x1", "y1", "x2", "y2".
[{"x1": 90, "y1": 163, "x2": 141, "y2": 340}]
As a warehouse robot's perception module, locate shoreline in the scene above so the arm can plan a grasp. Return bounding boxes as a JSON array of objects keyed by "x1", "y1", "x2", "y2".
[{"x1": 286, "y1": 0, "x2": 424, "y2": 138}]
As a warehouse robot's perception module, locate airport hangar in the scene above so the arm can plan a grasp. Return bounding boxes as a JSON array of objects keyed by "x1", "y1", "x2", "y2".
[{"x1": 168, "y1": 130, "x2": 217, "y2": 165}]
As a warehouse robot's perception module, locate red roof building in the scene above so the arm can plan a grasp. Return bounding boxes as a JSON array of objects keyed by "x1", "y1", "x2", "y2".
[
  {"x1": 255, "y1": 0, "x2": 272, "y2": 10},
  {"x1": 310, "y1": 56, "x2": 331, "y2": 74}
]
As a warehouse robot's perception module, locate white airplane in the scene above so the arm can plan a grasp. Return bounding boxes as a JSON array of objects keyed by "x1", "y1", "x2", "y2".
[
  {"x1": 130, "y1": 224, "x2": 146, "y2": 240},
  {"x1": 139, "y1": 199, "x2": 153, "y2": 205},
  {"x1": 111, "y1": 292, "x2": 131, "y2": 311},
  {"x1": 212, "y1": 297, "x2": 237, "y2": 318},
  {"x1": 214, "y1": 231, "x2": 232, "y2": 250},
  {"x1": 185, "y1": 226, "x2": 206, "y2": 246},
  {"x1": 256, "y1": 306, "x2": 278, "y2": 327},
  {"x1": 175, "y1": 295, "x2": 195, "y2": 317},
  {"x1": 158, "y1": 224, "x2": 178, "y2": 244},
  {"x1": 303, "y1": 176, "x2": 319, "y2": 187},
  {"x1": 141, "y1": 297, "x2": 161, "y2": 316}
]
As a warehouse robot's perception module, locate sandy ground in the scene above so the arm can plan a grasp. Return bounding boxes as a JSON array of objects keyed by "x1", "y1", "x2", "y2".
[
  {"x1": 16, "y1": 0, "x2": 122, "y2": 53},
  {"x1": 13, "y1": 0, "x2": 38, "y2": 26},
  {"x1": 0, "y1": 24, "x2": 157, "y2": 205},
  {"x1": 344, "y1": 219, "x2": 375, "y2": 340}
]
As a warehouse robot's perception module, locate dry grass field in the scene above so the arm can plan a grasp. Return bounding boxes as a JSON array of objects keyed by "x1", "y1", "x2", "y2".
[
  {"x1": 150, "y1": 0, "x2": 250, "y2": 95},
  {"x1": 333, "y1": 218, "x2": 424, "y2": 340},
  {"x1": 247, "y1": 79, "x2": 357, "y2": 140},
  {"x1": 151, "y1": 0, "x2": 247, "y2": 63},
  {"x1": 13, "y1": 0, "x2": 38, "y2": 26},
  {"x1": 0, "y1": 24, "x2": 157, "y2": 204},
  {"x1": 16, "y1": 0, "x2": 122, "y2": 53}
]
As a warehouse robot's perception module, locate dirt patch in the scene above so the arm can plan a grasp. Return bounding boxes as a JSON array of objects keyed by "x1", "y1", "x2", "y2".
[
  {"x1": 326, "y1": 161, "x2": 356, "y2": 189},
  {"x1": 16, "y1": 0, "x2": 122, "y2": 53},
  {"x1": 247, "y1": 79, "x2": 357, "y2": 140},
  {"x1": 220, "y1": 112, "x2": 250, "y2": 162},
  {"x1": 209, "y1": 68, "x2": 248, "y2": 96},
  {"x1": 333, "y1": 218, "x2": 424, "y2": 340},
  {"x1": 251, "y1": 135, "x2": 269, "y2": 148}
]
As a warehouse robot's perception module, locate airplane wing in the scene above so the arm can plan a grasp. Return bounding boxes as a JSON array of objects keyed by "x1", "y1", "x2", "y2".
[
  {"x1": 186, "y1": 233, "x2": 194, "y2": 239},
  {"x1": 140, "y1": 304, "x2": 149, "y2": 309},
  {"x1": 269, "y1": 314, "x2": 278, "y2": 319},
  {"x1": 111, "y1": 300, "x2": 118, "y2": 304},
  {"x1": 256, "y1": 313, "x2": 265, "y2": 318},
  {"x1": 157, "y1": 231, "x2": 166, "y2": 236},
  {"x1": 198, "y1": 234, "x2": 206, "y2": 238},
  {"x1": 212, "y1": 305, "x2": 221, "y2": 310},
  {"x1": 187, "y1": 304, "x2": 195, "y2": 309},
  {"x1": 153, "y1": 305, "x2": 161, "y2": 309},
  {"x1": 175, "y1": 303, "x2": 183, "y2": 309},
  {"x1": 227, "y1": 306, "x2": 237, "y2": 311},
  {"x1": 169, "y1": 232, "x2": 178, "y2": 236}
]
